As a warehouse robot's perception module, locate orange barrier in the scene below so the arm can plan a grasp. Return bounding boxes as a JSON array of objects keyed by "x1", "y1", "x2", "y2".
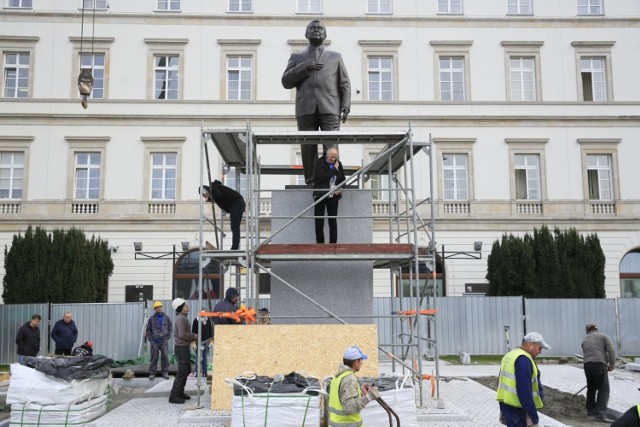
[{"x1": 200, "y1": 307, "x2": 257, "y2": 324}]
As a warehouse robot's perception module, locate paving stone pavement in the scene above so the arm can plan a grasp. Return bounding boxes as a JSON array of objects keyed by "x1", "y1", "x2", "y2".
[{"x1": 84, "y1": 361, "x2": 640, "y2": 426}]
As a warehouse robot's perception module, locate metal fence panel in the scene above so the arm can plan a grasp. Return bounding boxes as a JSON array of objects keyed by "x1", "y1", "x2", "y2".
[
  {"x1": 436, "y1": 297, "x2": 524, "y2": 355},
  {"x1": 51, "y1": 303, "x2": 144, "y2": 361},
  {"x1": 0, "y1": 304, "x2": 48, "y2": 364},
  {"x1": 618, "y1": 298, "x2": 640, "y2": 355},
  {"x1": 524, "y1": 299, "x2": 617, "y2": 357},
  {"x1": 373, "y1": 296, "x2": 523, "y2": 356}
]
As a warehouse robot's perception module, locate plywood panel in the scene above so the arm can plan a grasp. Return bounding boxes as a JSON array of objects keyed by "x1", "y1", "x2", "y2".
[{"x1": 211, "y1": 324, "x2": 379, "y2": 411}]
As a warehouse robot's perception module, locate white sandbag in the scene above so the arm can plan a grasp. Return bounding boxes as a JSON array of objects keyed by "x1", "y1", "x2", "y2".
[
  {"x1": 229, "y1": 378, "x2": 321, "y2": 427},
  {"x1": 7, "y1": 363, "x2": 110, "y2": 406},
  {"x1": 361, "y1": 375, "x2": 418, "y2": 427},
  {"x1": 10, "y1": 393, "x2": 108, "y2": 426}
]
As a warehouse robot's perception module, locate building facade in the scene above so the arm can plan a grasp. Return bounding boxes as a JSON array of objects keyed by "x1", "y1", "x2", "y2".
[{"x1": 1, "y1": 0, "x2": 640, "y2": 301}]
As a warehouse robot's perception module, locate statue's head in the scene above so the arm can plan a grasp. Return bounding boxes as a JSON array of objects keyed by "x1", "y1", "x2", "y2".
[{"x1": 305, "y1": 20, "x2": 327, "y2": 45}]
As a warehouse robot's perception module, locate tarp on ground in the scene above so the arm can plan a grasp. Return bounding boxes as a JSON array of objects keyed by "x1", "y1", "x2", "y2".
[{"x1": 22, "y1": 355, "x2": 112, "y2": 380}]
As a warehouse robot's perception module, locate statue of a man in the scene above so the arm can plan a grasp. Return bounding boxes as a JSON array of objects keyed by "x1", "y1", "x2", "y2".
[{"x1": 282, "y1": 20, "x2": 351, "y2": 185}]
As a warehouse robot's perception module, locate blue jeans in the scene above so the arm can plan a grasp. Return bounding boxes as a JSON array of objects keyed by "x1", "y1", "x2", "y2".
[
  {"x1": 499, "y1": 402, "x2": 531, "y2": 427},
  {"x1": 197, "y1": 343, "x2": 209, "y2": 376}
]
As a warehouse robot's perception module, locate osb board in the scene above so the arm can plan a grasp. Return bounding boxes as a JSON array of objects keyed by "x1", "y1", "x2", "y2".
[{"x1": 211, "y1": 324, "x2": 378, "y2": 411}]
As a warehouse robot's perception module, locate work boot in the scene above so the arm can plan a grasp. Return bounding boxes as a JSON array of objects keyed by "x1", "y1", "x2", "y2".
[
  {"x1": 179, "y1": 393, "x2": 191, "y2": 400},
  {"x1": 162, "y1": 373, "x2": 170, "y2": 380},
  {"x1": 168, "y1": 396, "x2": 185, "y2": 404},
  {"x1": 594, "y1": 414, "x2": 615, "y2": 423},
  {"x1": 149, "y1": 374, "x2": 155, "y2": 380}
]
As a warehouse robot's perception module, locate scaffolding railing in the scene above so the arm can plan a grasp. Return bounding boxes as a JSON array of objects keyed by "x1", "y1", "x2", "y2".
[{"x1": 199, "y1": 125, "x2": 441, "y2": 404}]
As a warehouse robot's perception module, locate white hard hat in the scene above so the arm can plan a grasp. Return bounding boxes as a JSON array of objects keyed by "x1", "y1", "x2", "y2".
[{"x1": 171, "y1": 298, "x2": 186, "y2": 311}]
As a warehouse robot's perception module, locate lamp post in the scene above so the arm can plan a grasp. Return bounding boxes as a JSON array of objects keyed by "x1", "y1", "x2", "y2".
[
  {"x1": 439, "y1": 242, "x2": 483, "y2": 297},
  {"x1": 133, "y1": 241, "x2": 190, "y2": 299}
]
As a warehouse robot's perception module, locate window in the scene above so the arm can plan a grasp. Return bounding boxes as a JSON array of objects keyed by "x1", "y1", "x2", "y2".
[
  {"x1": 157, "y1": 0, "x2": 181, "y2": 11},
  {"x1": 0, "y1": 152, "x2": 24, "y2": 199},
  {"x1": 224, "y1": 167, "x2": 247, "y2": 198},
  {"x1": 431, "y1": 41, "x2": 472, "y2": 102},
  {"x1": 502, "y1": 41, "x2": 543, "y2": 102},
  {"x1": 7, "y1": 0, "x2": 32, "y2": 8},
  {"x1": 586, "y1": 154, "x2": 612, "y2": 200},
  {"x1": 145, "y1": 38, "x2": 187, "y2": 100},
  {"x1": 443, "y1": 154, "x2": 468, "y2": 200},
  {"x1": 3, "y1": 53, "x2": 30, "y2": 98},
  {"x1": 151, "y1": 153, "x2": 177, "y2": 200},
  {"x1": 434, "y1": 138, "x2": 475, "y2": 214},
  {"x1": 439, "y1": 57, "x2": 465, "y2": 101},
  {"x1": 572, "y1": 41, "x2": 614, "y2": 102},
  {"x1": 514, "y1": 154, "x2": 540, "y2": 200},
  {"x1": 367, "y1": 0, "x2": 391, "y2": 14},
  {"x1": 74, "y1": 152, "x2": 101, "y2": 199},
  {"x1": 437, "y1": 0, "x2": 462, "y2": 14},
  {"x1": 509, "y1": 57, "x2": 536, "y2": 101},
  {"x1": 507, "y1": 0, "x2": 532, "y2": 14},
  {"x1": 80, "y1": 53, "x2": 105, "y2": 99},
  {"x1": 580, "y1": 57, "x2": 606, "y2": 102},
  {"x1": 359, "y1": 40, "x2": 401, "y2": 102},
  {"x1": 83, "y1": 0, "x2": 107, "y2": 10},
  {"x1": 228, "y1": 0, "x2": 252, "y2": 12},
  {"x1": 297, "y1": 0, "x2": 322, "y2": 14},
  {"x1": 368, "y1": 57, "x2": 393, "y2": 101},
  {"x1": 365, "y1": 150, "x2": 391, "y2": 201},
  {"x1": 227, "y1": 56, "x2": 252, "y2": 101},
  {"x1": 218, "y1": 39, "x2": 260, "y2": 101},
  {"x1": 154, "y1": 55, "x2": 179, "y2": 100},
  {"x1": 578, "y1": 0, "x2": 602, "y2": 15}
]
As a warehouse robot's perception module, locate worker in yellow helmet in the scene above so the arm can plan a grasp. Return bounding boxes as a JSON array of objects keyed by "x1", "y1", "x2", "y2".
[
  {"x1": 328, "y1": 346, "x2": 379, "y2": 427},
  {"x1": 146, "y1": 301, "x2": 172, "y2": 380},
  {"x1": 497, "y1": 332, "x2": 550, "y2": 427}
]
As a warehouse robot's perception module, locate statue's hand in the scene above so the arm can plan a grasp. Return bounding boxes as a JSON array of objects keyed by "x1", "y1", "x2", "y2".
[
  {"x1": 305, "y1": 60, "x2": 324, "y2": 72},
  {"x1": 341, "y1": 108, "x2": 349, "y2": 123}
]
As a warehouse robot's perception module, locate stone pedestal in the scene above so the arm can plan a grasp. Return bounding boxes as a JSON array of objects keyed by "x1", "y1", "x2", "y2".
[{"x1": 270, "y1": 189, "x2": 374, "y2": 324}]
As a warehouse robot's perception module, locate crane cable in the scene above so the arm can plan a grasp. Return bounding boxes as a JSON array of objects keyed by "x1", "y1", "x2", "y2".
[{"x1": 78, "y1": 1, "x2": 96, "y2": 109}]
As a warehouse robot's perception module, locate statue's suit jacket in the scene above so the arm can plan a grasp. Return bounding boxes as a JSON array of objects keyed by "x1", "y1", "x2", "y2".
[{"x1": 282, "y1": 46, "x2": 351, "y2": 118}]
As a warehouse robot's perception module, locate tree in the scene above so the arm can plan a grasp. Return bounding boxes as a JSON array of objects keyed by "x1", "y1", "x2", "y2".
[
  {"x1": 2, "y1": 226, "x2": 114, "y2": 303},
  {"x1": 530, "y1": 226, "x2": 561, "y2": 297},
  {"x1": 487, "y1": 234, "x2": 535, "y2": 297},
  {"x1": 487, "y1": 227, "x2": 606, "y2": 298}
]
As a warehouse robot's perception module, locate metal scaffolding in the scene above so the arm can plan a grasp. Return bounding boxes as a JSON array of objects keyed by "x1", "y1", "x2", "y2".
[{"x1": 198, "y1": 125, "x2": 442, "y2": 404}]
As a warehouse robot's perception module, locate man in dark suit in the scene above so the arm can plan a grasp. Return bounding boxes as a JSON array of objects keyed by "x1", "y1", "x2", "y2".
[{"x1": 282, "y1": 20, "x2": 351, "y2": 185}]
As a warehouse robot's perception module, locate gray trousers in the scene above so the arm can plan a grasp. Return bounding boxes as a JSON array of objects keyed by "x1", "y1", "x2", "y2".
[{"x1": 148, "y1": 341, "x2": 169, "y2": 374}]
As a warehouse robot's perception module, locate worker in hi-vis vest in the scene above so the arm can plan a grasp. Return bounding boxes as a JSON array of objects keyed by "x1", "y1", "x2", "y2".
[
  {"x1": 611, "y1": 404, "x2": 640, "y2": 427},
  {"x1": 497, "y1": 332, "x2": 550, "y2": 427},
  {"x1": 328, "y1": 346, "x2": 379, "y2": 427}
]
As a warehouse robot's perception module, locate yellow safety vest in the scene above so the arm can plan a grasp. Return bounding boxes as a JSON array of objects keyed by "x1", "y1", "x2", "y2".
[
  {"x1": 328, "y1": 370, "x2": 363, "y2": 427},
  {"x1": 637, "y1": 404, "x2": 640, "y2": 418},
  {"x1": 497, "y1": 348, "x2": 543, "y2": 409}
]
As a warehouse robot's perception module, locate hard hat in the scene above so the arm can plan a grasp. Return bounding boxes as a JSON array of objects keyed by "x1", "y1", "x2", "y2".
[
  {"x1": 171, "y1": 298, "x2": 186, "y2": 311},
  {"x1": 86, "y1": 341, "x2": 93, "y2": 348},
  {"x1": 153, "y1": 301, "x2": 163, "y2": 309}
]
